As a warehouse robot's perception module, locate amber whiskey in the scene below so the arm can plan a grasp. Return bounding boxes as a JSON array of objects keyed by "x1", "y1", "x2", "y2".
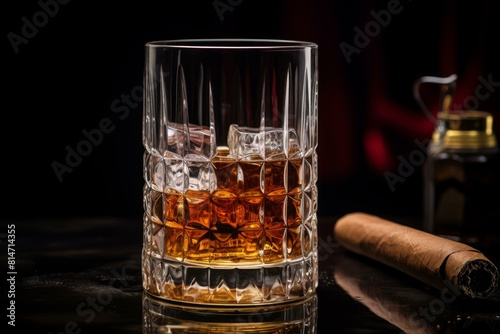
[{"x1": 149, "y1": 147, "x2": 310, "y2": 265}]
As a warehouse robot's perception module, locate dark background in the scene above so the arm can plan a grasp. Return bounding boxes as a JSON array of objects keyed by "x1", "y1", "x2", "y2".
[{"x1": 3, "y1": 0, "x2": 500, "y2": 225}]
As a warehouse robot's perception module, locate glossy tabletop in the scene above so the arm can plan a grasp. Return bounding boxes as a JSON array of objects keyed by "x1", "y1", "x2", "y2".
[{"x1": 11, "y1": 216, "x2": 500, "y2": 333}]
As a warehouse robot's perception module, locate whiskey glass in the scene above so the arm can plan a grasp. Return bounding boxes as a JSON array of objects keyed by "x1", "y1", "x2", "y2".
[{"x1": 142, "y1": 39, "x2": 318, "y2": 305}]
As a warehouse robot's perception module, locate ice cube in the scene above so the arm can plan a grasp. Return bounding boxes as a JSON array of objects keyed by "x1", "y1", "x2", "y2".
[
  {"x1": 164, "y1": 153, "x2": 188, "y2": 192},
  {"x1": 167, "y1": 122, "x2": 215, "y2": 158},
  {"x1": 186, "y1": 159, "x2": 216, "y2": 192},
  {"x1": 166, "y1": 123, "x2": 186, "y2": 155},
  {"x1": 187, "y1": 124, "x2": 215, "y2": 157},
  {"x1": 227, "y1": 125, "x2": 301, "y2": 159},
  {"x1": 227, "y1": 125, "x2": 264, "y2": 159}
]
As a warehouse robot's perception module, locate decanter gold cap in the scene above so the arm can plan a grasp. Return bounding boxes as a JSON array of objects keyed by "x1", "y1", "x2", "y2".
[{"x1": 432, "y1": 111, "x2": 497, "y2": 149}]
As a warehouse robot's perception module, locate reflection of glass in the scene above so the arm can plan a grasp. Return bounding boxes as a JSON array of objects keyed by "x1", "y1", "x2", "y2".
[
  {"x1": 142, "y1": 292, "x2": 318, "y2": 333},
  {"x1": 142, "y1": 39, "x2": 319, "y2": 305}
]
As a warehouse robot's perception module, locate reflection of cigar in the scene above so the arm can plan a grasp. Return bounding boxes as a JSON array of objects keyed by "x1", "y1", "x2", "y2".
[
  {"x1": 334, "y1": 254, "x2": 445, "y2": 334},
  {"x1": 333, "y1": 212, "x2": 499, "y2": 299},
  {"x1": 335, "y1": 254, "x2": 500, "y2": 334}
]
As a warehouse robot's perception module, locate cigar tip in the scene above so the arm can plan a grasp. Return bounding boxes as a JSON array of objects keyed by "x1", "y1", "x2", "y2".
[{"x1": 456, "y1": 259, "x2": 499, "y2": 299}]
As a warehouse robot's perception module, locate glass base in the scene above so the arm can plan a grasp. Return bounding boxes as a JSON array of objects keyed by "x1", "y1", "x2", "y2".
[{"x1": 142, "y1": 250, "x2": 318, "y2": 305}]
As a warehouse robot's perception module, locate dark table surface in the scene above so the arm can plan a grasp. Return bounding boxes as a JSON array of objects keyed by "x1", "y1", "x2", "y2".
[{"x1": 8, "y1": 215, "x2": 500, "y2": 333}]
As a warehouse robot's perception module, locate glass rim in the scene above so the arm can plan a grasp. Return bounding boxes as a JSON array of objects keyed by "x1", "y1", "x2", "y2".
[{"x1": 145, "y1": 38, "x2": 317, "y2": 50}]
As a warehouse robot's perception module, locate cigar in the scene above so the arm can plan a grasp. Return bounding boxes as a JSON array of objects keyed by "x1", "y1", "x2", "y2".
[{"x1": 333, "y1": 212, "x2": 499, "y2": 299}]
